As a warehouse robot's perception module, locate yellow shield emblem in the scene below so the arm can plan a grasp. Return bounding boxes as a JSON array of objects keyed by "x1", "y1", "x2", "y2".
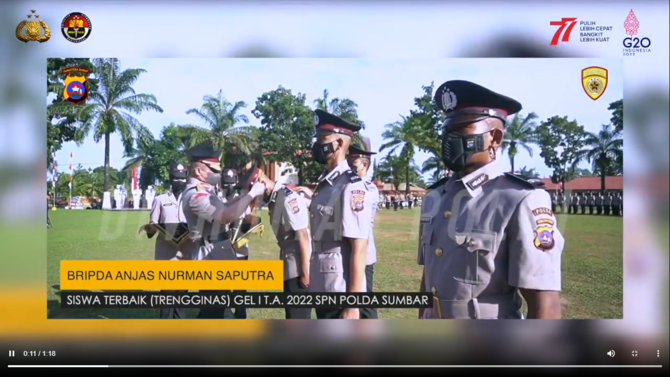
[
  {"x1": 63, "y1": 75, "x2": 89, "y2": 104},
  {"x1": 581, "y1": 66, "x2": 608, "y2": 101}
]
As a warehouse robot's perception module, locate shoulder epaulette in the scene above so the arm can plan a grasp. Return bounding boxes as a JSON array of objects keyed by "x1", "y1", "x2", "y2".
[
  {"x1": 344, "y1": 169, "x2": 362, "y2": 183},
  {"x1": 504, "y1": 173, "x2": 544, "y2": 189},
  {"x1": 427, "y1": 177, "x2": 448, "y2": 190}
]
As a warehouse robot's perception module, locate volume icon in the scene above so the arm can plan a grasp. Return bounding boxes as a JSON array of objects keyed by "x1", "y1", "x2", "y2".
[{"x1": 607, "y1": 350, "x2": 615, "y2": 357}]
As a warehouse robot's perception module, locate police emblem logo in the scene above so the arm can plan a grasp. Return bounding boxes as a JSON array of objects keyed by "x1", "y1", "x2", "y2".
[
  {"x1": 177, "y1": 164, "x2": 184, "y2": 171},
  {"x1": 533, "y1": 224, "x2": 555, "y2": 251},
  {"x1": 350, "y1": 190, "x2": 366, "y2": 212},
  {"x1": 288, "y1": 198, "x2": 300, "y2": 214},
  {"x1": 61, "y1": 12, "x2": 92, "y2": 43},
  {"x1": 16, "y1": 10, "x2": 51, "y2": 43},
  {"x1": 581, "y1": 66, "x2": 608, "y2": 101},
  {"x1": 62, "y1": 66, "x2": 91, "y2": 105},
  {"x1": 441, "y1": 88, "x2": 457, "y2": 111},
  {"x1": 466, "y1": 138, "x2": 475, "y2": 149},
  {"x1": 226, "y1": 170, "x2": 234, "y2": 177}
]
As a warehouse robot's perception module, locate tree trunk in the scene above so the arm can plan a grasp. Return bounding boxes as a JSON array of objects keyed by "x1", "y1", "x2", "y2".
[
  {"x1": 600, "y1": 172, "x2": 606, "y2": 193},
  {"x1": 405, "y1": 162, "x2": 410, "y2": 196},
  {"x1": 510, "y1": 155, "x2": 515, "y2": 173},
  {"x1": 103, "y1": 132, "x2": 110, "y2": 193},
  {"x1": 297, "y1": 168, "x2": 304, "y2": 186}
]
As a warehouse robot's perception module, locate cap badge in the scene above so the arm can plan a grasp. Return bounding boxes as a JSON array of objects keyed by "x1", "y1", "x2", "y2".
[
  {"x1": 441, "y1": 89, "x2": 457, "y2": 111},
  {"x1": 226, "y1": 170, "x2": 234, "y2": 177},
  {"x1": 314, "y1": 113, "x2": 320, "y2": 126},
  {"x1": 177, "y1": 164, "x2": 184, "y2": 171}
]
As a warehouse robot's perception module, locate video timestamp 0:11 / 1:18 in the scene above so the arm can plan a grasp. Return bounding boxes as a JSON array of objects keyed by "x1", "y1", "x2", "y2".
[{"x1": 22, "y1": 350, "x2": 57, "y2": 357}]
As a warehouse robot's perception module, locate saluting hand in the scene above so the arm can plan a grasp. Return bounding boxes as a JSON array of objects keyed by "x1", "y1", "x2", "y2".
[
  {"x1": 248, "y1": 182, "x2": 266, "y2": 197},
  {"x1": 340, "y1": 308, "x2": 360, "y2": 320}
]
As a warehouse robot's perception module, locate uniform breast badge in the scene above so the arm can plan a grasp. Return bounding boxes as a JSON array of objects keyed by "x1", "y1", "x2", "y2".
[
  {"x1": 350, "y1": 190, "x2": 366, "y2": 211},
  {"x1": 16, "y1": 10, "x2": 51, "y2": 43}
]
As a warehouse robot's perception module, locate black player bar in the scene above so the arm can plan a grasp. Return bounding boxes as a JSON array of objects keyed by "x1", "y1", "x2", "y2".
[{"x1": 60, "y1": 291, "x2": 432, "y2": 309}]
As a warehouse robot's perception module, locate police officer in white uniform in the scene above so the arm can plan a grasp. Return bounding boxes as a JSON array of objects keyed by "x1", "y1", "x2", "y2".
[
  {"x1": 143, "y1": 162, "x2": 194, "y2": 319},
  {"x1": 181, "y1": 145, "x2": 266, "y2": 319},
  {"x1": 346, "y1": 138, "x2": 380, "y2": 319},
  {"x1": 257, "y1": 170, "x2": 313, "y2": 319},
  {"x1": 418, "y1": 80, "x2": 564, "y2": 319},
  {"x1": 308, "y1": 109, "x2": 373, "y2": 320}
]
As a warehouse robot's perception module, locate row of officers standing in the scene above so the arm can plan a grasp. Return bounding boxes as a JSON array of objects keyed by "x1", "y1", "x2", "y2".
[
  {"x1": 143, "y1": 108, "x2": 380, "y2": 320},
  {"x1": 550, "y1": 191, "x2": 623, "y2": 216},
  {"x1": 145, "y1": 79, "x2": 568, "y2": 320}
]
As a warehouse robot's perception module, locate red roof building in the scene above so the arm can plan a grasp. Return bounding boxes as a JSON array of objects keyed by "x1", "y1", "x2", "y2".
[{"x1": 540, "y1": 176, "x2": 623, "y2": 192}]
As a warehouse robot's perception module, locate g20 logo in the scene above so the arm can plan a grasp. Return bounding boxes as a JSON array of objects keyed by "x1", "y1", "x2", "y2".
[{"x1": 623, "y1": 37, "x2": 651, "y2": 49}]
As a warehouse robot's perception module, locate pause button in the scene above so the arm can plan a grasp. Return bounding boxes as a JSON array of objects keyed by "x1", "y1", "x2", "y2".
[{"x1": 9, "y1": 350, "x2": 15, "y2": 357}]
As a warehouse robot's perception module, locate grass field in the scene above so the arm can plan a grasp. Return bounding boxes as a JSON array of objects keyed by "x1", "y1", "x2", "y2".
[{"x1": 47, "y1": 208, "x2": 623, "y2": 319}]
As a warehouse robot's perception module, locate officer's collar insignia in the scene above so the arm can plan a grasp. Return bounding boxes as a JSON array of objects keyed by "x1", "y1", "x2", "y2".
[
  {"x1": 455, "y1": 234, "x2": 467, "y2": 245},
  {"x1": 442, "y1": 88, "x2": 457, "y2": 111},
  {"x1": 465, "y1": 173, "x2": 489, "y2": 191}
]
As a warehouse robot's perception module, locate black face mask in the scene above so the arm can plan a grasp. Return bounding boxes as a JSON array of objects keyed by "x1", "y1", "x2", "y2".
[
  {"x1": 170, "y1": 179, "x2": 186, "y2": 193},
  {"x1": 441, "y1": 131, "x2": 489, "y2": 172},
  {"x1": 311, "y1": 140, "x2": 338, "y2": 165}
]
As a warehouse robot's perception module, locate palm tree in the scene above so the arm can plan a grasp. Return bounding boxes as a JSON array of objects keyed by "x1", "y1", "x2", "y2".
[
  {"x1": 518, "y1": 166, "x2": 541, "y2": 179},
  {"x1": 70, "y1": 58, "x2": 163, "y2": 193},
  {"x1": 573, "y1": 124, "x2": 623, "y2": 192},
  {"x1": 313, "y1": 89, "x2": 365, "y2": 128},
  {"x1": 500, "y1": 112, "x2": 539, "y2": 173},
  {"x1": 180, "y1": 90, "x2": 254, "y2": 164},
  {"x1": 379, "y1": 115, "x2": 421, "y2": 195},
  {"x1": 421, "y1": 154, "x2": 448, "y2": 181}
]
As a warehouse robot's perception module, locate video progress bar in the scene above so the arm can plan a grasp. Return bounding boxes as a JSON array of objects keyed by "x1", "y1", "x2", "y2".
[{"x1": 7, "y1": 365, "x2": 665, "y2": 368}]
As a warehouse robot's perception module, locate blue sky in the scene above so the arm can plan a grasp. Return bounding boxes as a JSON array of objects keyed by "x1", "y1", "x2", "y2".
[{"x1": 54, "y1": 58, "x2": 622, "y2": 180}]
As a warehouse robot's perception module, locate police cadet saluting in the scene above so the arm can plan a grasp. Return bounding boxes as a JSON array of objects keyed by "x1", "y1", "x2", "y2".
[
  {"x1": 418, "y1": 80, "x2": 564, "y2": 319},
  {"x1": 346, "y1": 138, "x2": 380, "y2": 319},
  {"x1": 308, "y1": 109, "x2": 373, "y2": 320},
  {"x1": 141, "y1": 162, "x2": 194, "y2": 319},
  {"x1": 254, "y1": 170, "x2": 313, "y2": 319},
  {"x1": 181, "y1": 145, "x2": 266, "y2": 319}
]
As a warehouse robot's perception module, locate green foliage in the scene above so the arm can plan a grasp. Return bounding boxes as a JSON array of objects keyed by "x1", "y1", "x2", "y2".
[
  {"x1": 501, "y1": 112, "x2": 539, "y2": 172},
  {"x1": 252, "y1": 86, "x2": 319, "y2": 184},
  {"x1": 313, "y1": 89, "x2": 366, "y2": 128},
  {"x1": 574, "y1": 124, "x2": 623, "y2": 190},
  {"x1": 536, "y1": 116, "x2": 586, "y2": 185},
  {"x1": 608, "y1": 99, "x2": 623, "y2": 134},
  {"x1": 518, "y1": 166, "x2": 542, "y2": 179},
  {"x1": 68, "y1": 58, "x2": 163, "y2": 192},
  {"x1": 46, "y1": 58, "x2": 97, "y2": 167}
]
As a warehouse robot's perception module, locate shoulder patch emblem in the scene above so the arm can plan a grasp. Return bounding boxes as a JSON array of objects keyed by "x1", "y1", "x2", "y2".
[
  {"x1": 287, "y1": 198, "x2": 300, "y2": 214},
  {"x1": 465, "y1": 173, "x2": 489, "y2": 191},
  {"x1": 196, "y1": 184, "x2": 206, "y2": 191},
  {"x1": 531, "y1": 207, "x2": 553, "y2": 216},
  {"x1": 535, "y1": 218, "x2": 555, "y2": 226},
  {"x1": 193, "y1": 192, "x2": 209, "y2": 201},
  {"x1": 533, "y1": 224, "x2": 555, "y2": 251},
  {"x1": 350, "y1": 189, "x2": 366, "y2": 212}
]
